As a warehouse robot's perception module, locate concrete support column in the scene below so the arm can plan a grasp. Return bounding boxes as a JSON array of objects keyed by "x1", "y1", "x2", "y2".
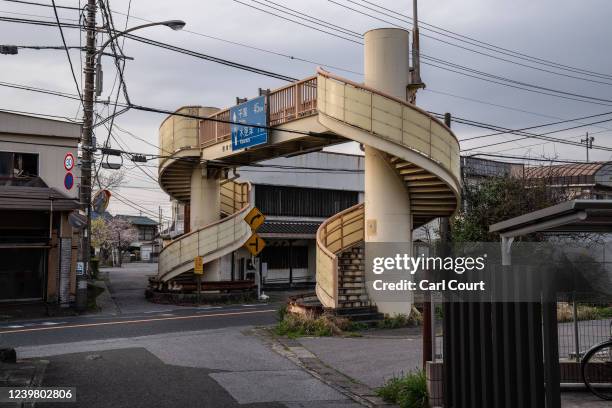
[
  {"x1": 190, "y1": 165, "x2": 221, "y2": 281},
  {"x1": 364, "y1": 28, "x2": 413, "y2": 315}
]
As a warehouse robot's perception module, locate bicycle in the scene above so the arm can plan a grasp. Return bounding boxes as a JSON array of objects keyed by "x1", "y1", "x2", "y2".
[{"x1": 581, "y1": 320, "x2": 612, "y2": 400}]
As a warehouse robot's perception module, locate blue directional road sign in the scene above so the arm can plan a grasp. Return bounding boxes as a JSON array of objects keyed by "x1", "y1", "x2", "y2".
[{"x1": 230, "y1": 95, "x2": 268, "y2": 151}]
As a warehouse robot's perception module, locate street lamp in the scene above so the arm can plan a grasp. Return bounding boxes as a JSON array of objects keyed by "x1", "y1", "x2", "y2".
[{"x1": 95, "y1": 20, "x2": 186, "y2": 96}]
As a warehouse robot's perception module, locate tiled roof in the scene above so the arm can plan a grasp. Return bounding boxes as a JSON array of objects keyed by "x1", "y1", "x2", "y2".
[
  {"x1": 258, "y1": 220, "x2": 322, "y2": 235},
  {"x1": 524, "y1": 162, "x2": 605, "y2": 179},
  {"x1": 0, "y1": 186, "x2": 80, "y2": 211},
  {"x1": 116, "y1": 214, "x2": 158, "y2": 226}
]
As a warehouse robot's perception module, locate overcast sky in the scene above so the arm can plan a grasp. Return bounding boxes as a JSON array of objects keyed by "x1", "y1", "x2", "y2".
[{"x1": 2, "y1": 0, "x2": 612, "y2": 220}]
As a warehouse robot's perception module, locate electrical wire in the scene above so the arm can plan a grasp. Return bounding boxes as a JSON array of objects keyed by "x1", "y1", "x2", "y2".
[
  {"x1": 334, "y1": 0, "x2": 612, "y2": 81},
  {"x1": 50, "y1": 0, "x2": 83, "y2": 106}
]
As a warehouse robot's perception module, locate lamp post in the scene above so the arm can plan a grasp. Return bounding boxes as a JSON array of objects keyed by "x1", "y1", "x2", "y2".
[
  {"x1": 95, "y1": 20, "x2": 186, "y2": 97},
  {"x1": 77, "y1": 2, "x2": 185, "y2": 312}
]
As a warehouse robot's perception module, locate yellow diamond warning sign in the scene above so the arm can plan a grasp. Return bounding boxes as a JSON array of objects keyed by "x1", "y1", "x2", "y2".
[
  {"x1": 244, "y1": 233, "x2": 266, "y2": 257},
  {"x1": 244, "y1": 207, "x2": 265, "y2": 231}
]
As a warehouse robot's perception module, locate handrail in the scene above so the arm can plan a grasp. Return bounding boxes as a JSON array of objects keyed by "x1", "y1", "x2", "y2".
[
  {"x1": 316, "y1": 69, "x2": 462, "y2": 191},
  {"x1": 159, "y1": 181, "x2": 251, "y2": 257},
  {"x1": 316, "y1": 203, "x2": 365, "y2": 309},
  {"x1": 158, "y1": 181, "x2": 252, "y2": 281},
  {"x1": 316, "y1": 68, "x2": 459, "y2": 148},
  {"x1": 198, "y1": 76, "x2": 318, "y2": 147}
]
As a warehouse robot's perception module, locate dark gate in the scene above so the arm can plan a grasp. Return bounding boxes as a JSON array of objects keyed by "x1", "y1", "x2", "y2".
[{"x1": 442, "y1": 300, "x2": 561, "y2": 407}]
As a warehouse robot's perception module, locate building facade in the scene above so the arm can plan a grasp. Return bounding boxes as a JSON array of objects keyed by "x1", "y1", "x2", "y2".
[
  {"x1": 164, "y1": 151, "x2": 364, "y2": 288},
  {"x1": 0, "y1": 112, "x2": 82, "y2": 307}
]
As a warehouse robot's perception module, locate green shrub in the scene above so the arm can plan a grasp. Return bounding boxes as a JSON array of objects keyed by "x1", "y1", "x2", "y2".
[
  {"x1": 378, "y1": 307, "x2": 423, "y2": 329},
  {"x1": 377, "y1": 370, "x2": 428, "y2": 408},
  {"x1": 557, "y1": 303, "x2": 612, "y2": 322},
  {"x1": 275, "y1": 312, "x2": 351, "y2": 338},
  {"x1": 277, "y1": 304, "x2": 288, "y2": 321}
]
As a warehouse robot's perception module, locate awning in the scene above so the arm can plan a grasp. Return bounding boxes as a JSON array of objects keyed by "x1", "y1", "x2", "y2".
[
  {"x1": 0, "y1": 186, "x2": 81, "y2": 211},
  {"x1": 258, "y1": 220, "x2": 322, "y2": 238},
  {"x1": 489, "y1": 199, "x2": 612, "y2": 236}
]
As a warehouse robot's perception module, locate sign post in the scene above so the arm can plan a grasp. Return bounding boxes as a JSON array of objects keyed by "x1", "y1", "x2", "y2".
[
  {"x1": 230, "y1": 95, "x2": 268, "y2": 151},
  {"x1": 243, "y1": 208, "x2": 266, "y2": 299},
  {"x1": 194, "y1": 256, "x2": 203, "y2": 304}
]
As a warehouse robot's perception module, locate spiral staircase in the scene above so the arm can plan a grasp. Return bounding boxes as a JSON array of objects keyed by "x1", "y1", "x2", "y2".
[{"x1": 155, "y1": 69, "x2": 461, "y2": 308}]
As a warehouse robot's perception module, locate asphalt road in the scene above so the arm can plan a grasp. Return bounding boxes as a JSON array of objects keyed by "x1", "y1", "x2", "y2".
[
  {"x1": 0, "y1": 303, "x2": 278, "y2": 347},
  {"x1": 0, "y1": 264, "x2": 361, "y2": 407}
]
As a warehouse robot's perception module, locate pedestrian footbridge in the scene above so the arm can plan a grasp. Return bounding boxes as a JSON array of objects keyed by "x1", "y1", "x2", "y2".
[{"x1": 154, "y1": 29, "x2": 461, "y2": 314}]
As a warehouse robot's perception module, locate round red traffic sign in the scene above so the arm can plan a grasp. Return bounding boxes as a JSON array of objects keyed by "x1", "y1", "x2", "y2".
[{"x1": 64, "y1": 153, "x2": 75, "y2": 171}]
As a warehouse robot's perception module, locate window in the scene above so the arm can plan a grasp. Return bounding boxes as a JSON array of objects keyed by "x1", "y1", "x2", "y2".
[
  {"x1": 139, "y1": 226, "x2": 155, "y2": 241},
  {"x1": 255, "y1": 185, "x2": 358, "y2": 217},
  {"x1": 0, "y1": 151, "x2": 39, "y2": 178},
  {"x1": 260, "y1": 245, "x2": 308, "y2": 269}
]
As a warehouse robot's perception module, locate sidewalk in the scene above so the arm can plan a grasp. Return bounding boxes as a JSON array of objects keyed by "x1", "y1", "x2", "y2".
[
  {"x1": 288, "y1": 328, "x2": 610, "y2": 408},
  {"x1": 0, "y1": 359, "x2": 48, "y2": 407}
]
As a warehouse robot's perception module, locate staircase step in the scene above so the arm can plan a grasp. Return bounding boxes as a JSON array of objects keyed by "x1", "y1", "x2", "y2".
[
  {"x1": 334, "y1": 306, "x2": 378, "y2": 315},
  {"x1": 338, "y1": 282, "x2": 364, "y2": 288},
  {"x1": 338, "y1": 300, "x2": 372, "y2": 308},
  {"x1": 338, "y1": 294, "x2": 369, "y2": 301},
  {"x1": 338, "y1": 288, "x2": 367, "y2": 295}
]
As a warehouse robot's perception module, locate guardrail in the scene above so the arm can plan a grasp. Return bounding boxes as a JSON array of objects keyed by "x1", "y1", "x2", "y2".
[
  {"x1": 199, "y1": 76, "x2": 318, "y2": 147},
  {"x1": 316, "y1": 69, "x2": 461, "y2": 185},
  {"x1": 315, "y1": 203, "x2": 365, "y2": 309}
]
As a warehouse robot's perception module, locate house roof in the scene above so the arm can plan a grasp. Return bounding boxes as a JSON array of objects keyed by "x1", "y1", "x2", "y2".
[
  {"x1": 258, "y1": 220, "x2": 321, "y2": 237},
  {"x1": 116, "y1": 214, "x2": 158, "y2": 226},
  {"x1": 0, "y1": 186, "x2": 81, "y2": 211},
  {"x1": 489, "y1": 199, "x2": 612, "y2": 235},
  {"x1": 523, "y1": 162, "x2": 605, "y2": 179}
]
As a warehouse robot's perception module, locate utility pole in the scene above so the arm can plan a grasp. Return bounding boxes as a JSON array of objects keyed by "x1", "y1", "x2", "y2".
[
  {"x1": 76, "y1": 0, "x2": 97, "y2": 311},
  {"x1": 581, "y1": 132, "x2": 594, "y2": 162},
  {"x1": 407, "y1": 0, "x2": 425, "y2": 104}
]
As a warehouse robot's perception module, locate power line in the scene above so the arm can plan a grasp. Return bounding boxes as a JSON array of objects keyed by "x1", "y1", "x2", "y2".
[
  {"x1": 232, "y1": 0, "x2": 362, "y2": 45},
  {"x1": 336, "y1": 0, "x2": 612, "y2": 81},
  {"x1": 50, "y1": 0, "x2": 83, "y2": 105},
  {"x1": 2, "y1": 0, "x2": 80, "y2": 10},
  {"x1": 461, "y1": 111, "x2": 612, "y2": 141},
  {"x1": 423, "y1": 88, "x2": 612, "y2": 135},
  {"x1": 0, "y1": 15, "x2": 299, "y2": 82},
  {"x1": 109, "y1": 9, "x2": 362, "y2": 76},
  {"x1": 0, "y1": 107, "x2": 82, "y2": 122},
  {"x1": 234, "y1": 2, "x2": 612, "y2": 107}
]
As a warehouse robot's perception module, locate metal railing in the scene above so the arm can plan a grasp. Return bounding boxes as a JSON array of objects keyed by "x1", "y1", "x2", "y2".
[
  {"x1": 315, "y1": 203, "x2": 364, "y2": 308},
  {"x1": 199, "y1": 76, "x2": 318, "y2": 147}
]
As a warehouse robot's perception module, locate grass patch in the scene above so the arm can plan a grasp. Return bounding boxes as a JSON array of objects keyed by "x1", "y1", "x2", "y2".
[
  {"x1": 378, "y1": 307, "x2": 423, "y2": 329},
  {"x1": 275, "y1": 310, "x2": 354, "y2": 339},
  {"x1": 86, "y1": 283, "x2": 105, "y2": 311},
  {"x1": 557, "y1": 303, "x2": 612, "y2": 322},
  {"x1": 376, "y1": 370, "x2": 428, "y2": 408}
]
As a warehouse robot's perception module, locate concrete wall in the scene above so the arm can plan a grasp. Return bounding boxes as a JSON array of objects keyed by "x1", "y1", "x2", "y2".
[
  {"x1": 0, "y1": 134, "x2": 80, "y2": 199},
  {"x1": 238, "y1": 151, "x2": 364, "y2": 192}
]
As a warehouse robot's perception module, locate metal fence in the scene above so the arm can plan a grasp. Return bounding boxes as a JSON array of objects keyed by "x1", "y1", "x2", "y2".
[
  {"x1": 557, "y1": 299, "x2": 612, "y2": 361},
  {"x1": 427, "y1": 300, "x2": 612, "y2": 363}
]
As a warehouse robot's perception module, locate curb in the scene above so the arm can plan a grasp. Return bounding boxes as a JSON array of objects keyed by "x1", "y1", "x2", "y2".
[{"x1": 251, "y1": 328, "x2": 397, "y2": 408}]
